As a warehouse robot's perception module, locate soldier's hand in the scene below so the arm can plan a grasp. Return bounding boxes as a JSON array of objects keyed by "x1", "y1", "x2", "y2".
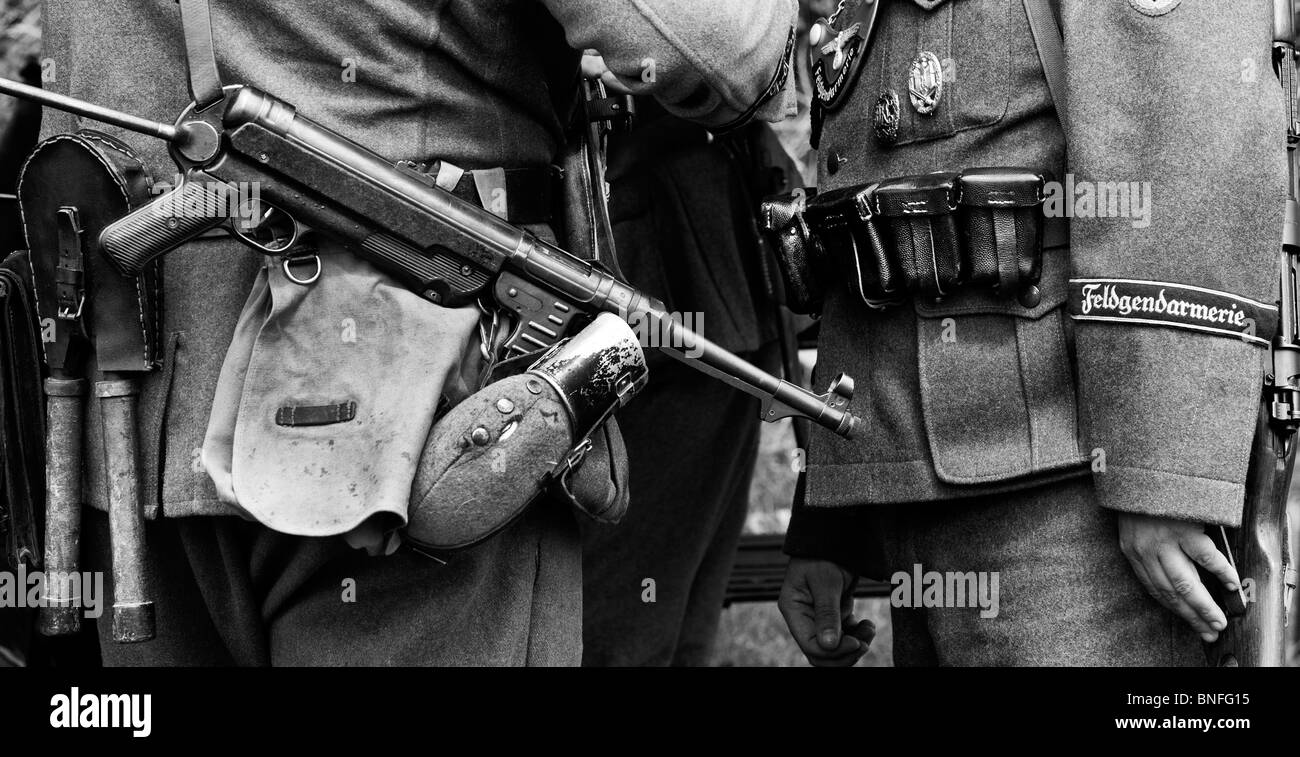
[
  {"x1": 779, "y1": 558, "x2": 875, "y2": 667},
  {"x1": 580, "y1": 52, "x2": 634, "y2": 95},
  {"x1": 1117, "y1": 513, "x2": 1241, "y2": 643}
]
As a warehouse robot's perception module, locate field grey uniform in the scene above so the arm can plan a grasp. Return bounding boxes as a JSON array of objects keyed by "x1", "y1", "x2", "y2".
[
  {"x1": 39, "y1": 0, "x2": 796, "y2": 666},
  {"x1": 784, "y1": 0, "x2": 1285, "y2": 665}
]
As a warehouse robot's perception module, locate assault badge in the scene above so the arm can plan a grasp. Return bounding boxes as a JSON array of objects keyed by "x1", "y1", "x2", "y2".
[
  {"x1": 809, "y1": 0, "x2": 883, "y2": 148},
  {"x1": 908, "y1": 51, "x2": 944, "y2": 115}
]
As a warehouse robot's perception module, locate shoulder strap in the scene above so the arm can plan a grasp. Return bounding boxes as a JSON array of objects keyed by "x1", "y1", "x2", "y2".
[
  {"x1": 177, "y1": 0, "x2": 223, "y2": 109},
  {"x1": 1023, "y1": 0, "x2": 1066, "y2": 124}
]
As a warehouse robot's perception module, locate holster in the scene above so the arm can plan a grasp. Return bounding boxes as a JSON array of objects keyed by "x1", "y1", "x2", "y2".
[
  {"x1": 0, "y1": 251, "x2": 45, "y2": 570},
  {"x1": 759, "y1": 190, "x2": 831, "y2": 314}
]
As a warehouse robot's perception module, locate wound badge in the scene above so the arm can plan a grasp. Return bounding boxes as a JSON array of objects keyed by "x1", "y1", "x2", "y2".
[
  {"x1": 873, "y1": 90, "x2": 900, "y2": 145},
  {"x1": 908, "y1": 51, "x2": 944, "y2": 115}
]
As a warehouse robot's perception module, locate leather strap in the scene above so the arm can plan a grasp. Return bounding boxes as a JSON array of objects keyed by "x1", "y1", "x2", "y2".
[
  {"x1": 0, "y1": 252, "x2": 47, "y2": 569},
  {"x1": 53, "y1": 206, "x2": 85, "y2": 324},
  {"x1": 1023, "y1": 0, "x2": 1066, "y2": 123},
  {"x1": 177, "y1": 0, "x2": 223, "y2": 109}
]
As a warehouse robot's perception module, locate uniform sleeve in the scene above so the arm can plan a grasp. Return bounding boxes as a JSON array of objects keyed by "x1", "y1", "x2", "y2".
[
  {"x1": 1061, "y1": 1, "x2": 1289, "y2": 527},
  {"x1": 783, "y1": 474, "x2": 889, "y2": 579},
  {"x1": 539, "y1": 0, "x2": 798, "y2": 130}
]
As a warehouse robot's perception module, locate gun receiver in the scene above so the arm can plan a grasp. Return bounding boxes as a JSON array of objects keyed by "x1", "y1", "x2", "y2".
[{"x1": 0, "y1": 78, "x2": 861, "y2": 439}]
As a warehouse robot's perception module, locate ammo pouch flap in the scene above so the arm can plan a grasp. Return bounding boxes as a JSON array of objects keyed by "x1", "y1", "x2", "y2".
[
  {"x1": 0, "y1": 251, "x2": 45, "y2": 569},
  {"x1": 201, "y1": 245, "x2": 482, "y2": 538}
]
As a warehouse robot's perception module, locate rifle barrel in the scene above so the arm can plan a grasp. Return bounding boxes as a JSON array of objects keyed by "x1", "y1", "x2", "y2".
[{"x1": 0, "y1": 76, "x2": 179, "y2": 143}]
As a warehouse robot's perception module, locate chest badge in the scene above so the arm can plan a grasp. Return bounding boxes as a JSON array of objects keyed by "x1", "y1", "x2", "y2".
[
  {"x1": 810, "y1": 20, "x2": 864, "y2": 110},
  {"x1": 873, "y1": 89, "x2": 901, "y2": 145},
  {"x1": 908, "y1": 51, "x2": 944, "y2": 115},
  {"x1": 809, "y1": 0, "x2": 882, "y2": 113}
]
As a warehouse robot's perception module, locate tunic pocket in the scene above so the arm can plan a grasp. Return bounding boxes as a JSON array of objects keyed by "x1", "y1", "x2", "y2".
[
  {"x1": 913, "y1": 249, "x2": 1086, "y2": 484},
  {"x1": 882, "y1": 0, "x2": 1015, "y2": 146}
]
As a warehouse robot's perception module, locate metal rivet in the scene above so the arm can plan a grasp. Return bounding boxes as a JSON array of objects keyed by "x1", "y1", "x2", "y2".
[
  {"x1": 460, "y1": 265, "x2": 472, "y2": 276},
  {"x1": 525, "y1": 378, "x2": 544, "y2": 395},
  {"x1": 470, "y1": 427, "x2": 491, "y2": 446},
  {"x1": 507, "y1": 287, "x2": 519, "y2": 297},
  {"x1": 495, "y1": 398, "x2": 515, "y2": 414}
]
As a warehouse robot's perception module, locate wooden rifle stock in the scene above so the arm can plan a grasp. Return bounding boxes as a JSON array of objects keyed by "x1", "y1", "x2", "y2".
[{"x1": 1208, "y1": 0, "x2": 1300, "y2": 666}]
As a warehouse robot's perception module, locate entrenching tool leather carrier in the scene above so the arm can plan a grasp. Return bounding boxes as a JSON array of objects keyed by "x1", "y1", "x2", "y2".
[
  {"x1": 20, "y1": 132, "x2": 162, "y2": 371},
  {"x1": 761, "y1": 168, "x2": 1056, "y2": 314}
]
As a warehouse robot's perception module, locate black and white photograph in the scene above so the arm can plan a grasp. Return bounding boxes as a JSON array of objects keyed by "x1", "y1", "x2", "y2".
[{"x1": 0, "y1": 0, "x2": 1294, "y2": 741}]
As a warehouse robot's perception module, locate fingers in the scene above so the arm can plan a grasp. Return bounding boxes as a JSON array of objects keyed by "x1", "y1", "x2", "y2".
[
  {"x1": 579, "y1": 52, "x2": 635, "y2": 95},
  {"x1": 580, "y1": 52, "x2": 608, "y2": 80},
  {"x1": 843, "y1": 617, "x2": 876, "y2": 645},
  {"x1": 810, "y1": 569, "x2": 847, "y2": 651},
  {"x1": 1179, "y1": 530, "x2": 1240, "y2": 593},
  {"x1": 807, "y1": 635, "x2": 866, "y2": 667},
  {"x1": 1118, "y1": 514, "x2": 1233, "y2": 643},
  {"x1": 779, "y1": 560, "x2": 869, "y2": 667},
  {"x1": 1122, "y1": 539, "x2": 1218, "y2": 642},
  {"x1": 598, "y1": 71, "x2": 635, "y2": 95},
  {"x1": 1146, "y1": 562, "x2": 1215, "y2": 641},
  {"x1": 1156, "y1": 546, "x2": 1226, "y2": 640}
]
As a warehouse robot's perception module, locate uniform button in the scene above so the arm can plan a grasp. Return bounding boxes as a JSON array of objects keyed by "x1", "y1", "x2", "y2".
[
  {"x1": 827, "y1": 149, "x2": 844, "y2": 175},
  {"x1": 470, "y1": 426, "x2": 492, "y2": 446}
]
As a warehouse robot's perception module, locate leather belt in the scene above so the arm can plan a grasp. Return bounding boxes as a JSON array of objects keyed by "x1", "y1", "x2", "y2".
[{"x1": 763, "y1": 167, "x2": 1063, "y2": 314}]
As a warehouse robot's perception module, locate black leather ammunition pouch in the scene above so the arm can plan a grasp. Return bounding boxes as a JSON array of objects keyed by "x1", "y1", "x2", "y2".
[
  {"x1": 801, "y1": 183, "x2": 901, "y2": 308},
  {"x1": 872, "y1": 172, "x2": 964, "y2": 300},
  {"x1": 958, "y1": 168, "x2": 1047, "y2": 308},
  {"x1": 791, "y1": 167, "x2": 1051, "y2": 310}
]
